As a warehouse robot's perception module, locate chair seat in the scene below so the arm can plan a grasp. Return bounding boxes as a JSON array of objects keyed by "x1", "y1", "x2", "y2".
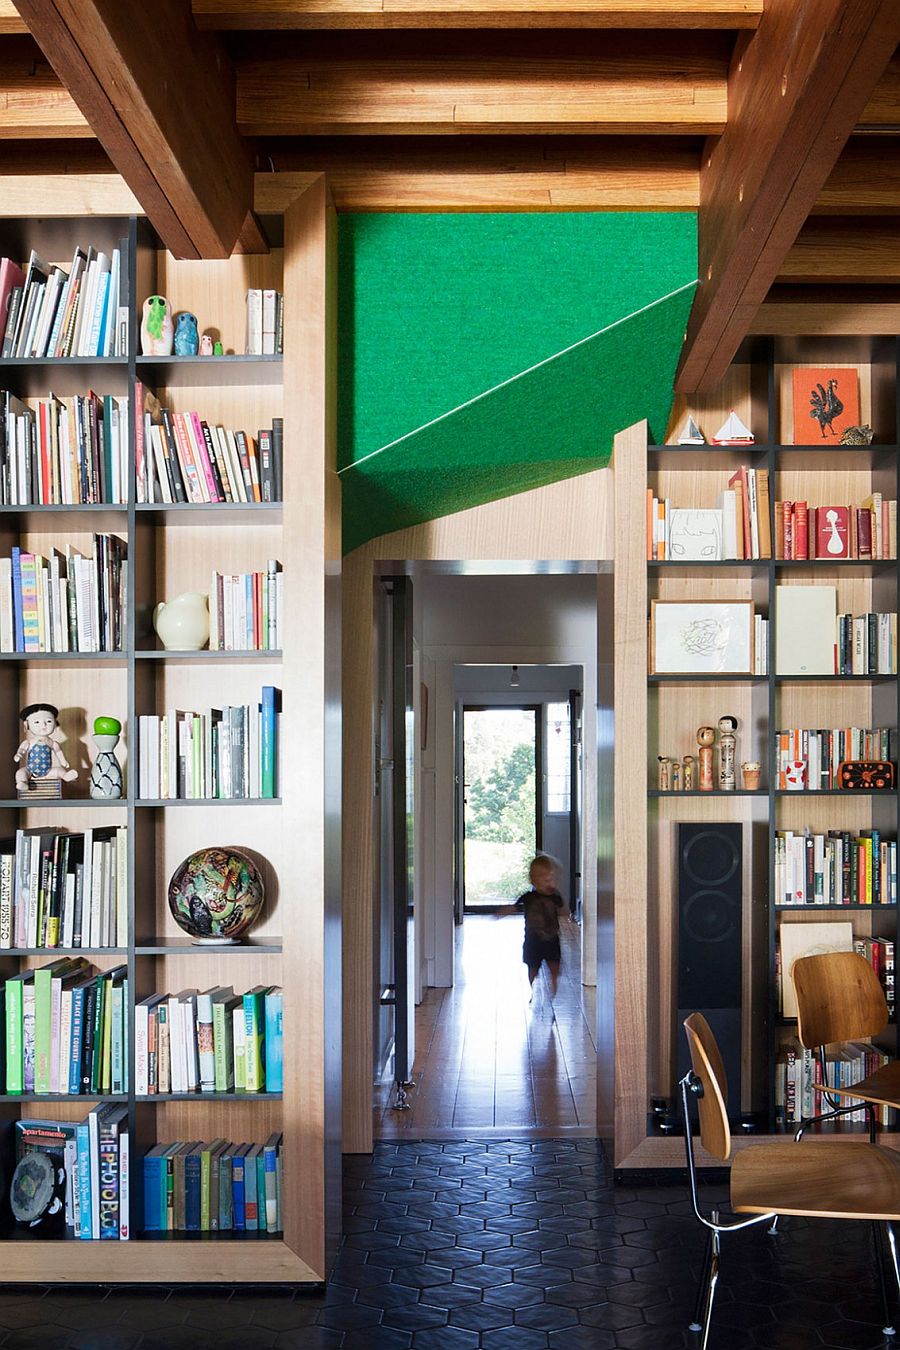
[
  {"x1": 732, "y1": 1141, "x2": 900, "y2": 1219},
  {"x1": 818, "y1": 1060, "x2": 900, "y2": 1109}
]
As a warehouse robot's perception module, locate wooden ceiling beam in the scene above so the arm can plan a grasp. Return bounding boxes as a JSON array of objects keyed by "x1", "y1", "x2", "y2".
[
  {"x1": 814, "y1": 138, "x2": 900, "y2": 215},
  {"x1": 237, "y1": 33, "x2": 730, "y2": 136},
  {"x1": 779, "y1": 218, "x2": 900, "y2": 285},
  {"x1": 11, "y1": 1, "x2": 261, "y2": 258},
  {"x1": 195, "y1": 0, "x2": 762, "y2": 31},
  {"x1": 675, "y1": 0, "x2": 900, "y2": 394}
]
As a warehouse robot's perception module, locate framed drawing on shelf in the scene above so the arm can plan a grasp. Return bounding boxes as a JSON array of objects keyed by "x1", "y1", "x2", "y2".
[{"x1": 649, "y1": 600, "x2": 755, "y2": 675}]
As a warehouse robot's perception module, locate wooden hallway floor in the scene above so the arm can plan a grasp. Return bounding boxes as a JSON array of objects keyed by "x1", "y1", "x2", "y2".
[{"x1": 376, "y1": 913, "x2": 597, "y2": 1139}]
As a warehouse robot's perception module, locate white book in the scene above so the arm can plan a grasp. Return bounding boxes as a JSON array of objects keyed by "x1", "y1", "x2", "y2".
[
  {"x1": 89, "y1": 834, "x2": 104, "y2": 948},
  {"x1": 183, "y1": 994, "x2": 199, "y2": 1091},
  {"x1": 168, "y1": 994, "x2": 185, "y2": 1092},
  {"x1": 118, "y1": 1129, "x2": 130, "y2": 1239},
  {"x1": 65, "y1": 1137, "x2": 78, "y2": 1227},
  {"x1": 115, "y1": 828, "x2": 127, "y2": 950},
  {"x1": 223, "y1": 428, "x2": 247, "y2": 502},
  {"x1": 87, "y1": 1105, "x2": 102, "y2": 1239},
  {"x1": 135, "y1": 1000, "x2": 150, "y2": 1095},
  {"x1": 0, "y1": 556, "x2": 12, "y2": 651},
  {"x1": 56, "y1": 987, "x2": 73, "y2": 1095},
  {"x1": 262, "y1": 289, "x2": 277, "y2": 355},
  {"x1": 246, "y1": 287, "x2": 263, "y2": 355},
  {"x1": 250, "y1": 703, "x2": 260, "y2": 798},
  {"x1": 147, "y1": 714, "x2": 160, "y2": 799},
  {"x1": 62, "y1": 872, "x2": 76, "y2": 949},
  {"x1": 715, "y1": 489, "x2": 738, "y2": 560},
  {"x1": 775, "y1": 585, "x2": 836, "y2": 675},
  {"x1": 26, "y1": 837, "x2": 41, "y2": 947},
  {"x1": 102, "y1": 249, "x2": 119, "y2": 359},
  {"x1": 31, "y1": 269, "x2": 63, "y2": 358},
  {"x1": 74, "y1": 256, "x2": 98, "y2": 356}
]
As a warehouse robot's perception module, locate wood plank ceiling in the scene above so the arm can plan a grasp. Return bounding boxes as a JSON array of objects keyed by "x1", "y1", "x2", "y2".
[{"x1": 0, "y1": 0, "x2": 898, "y2": 384}]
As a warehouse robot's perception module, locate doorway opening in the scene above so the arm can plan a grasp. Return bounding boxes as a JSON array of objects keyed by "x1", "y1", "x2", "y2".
[
  {"x1": 461, "y1": 704, "x2": 541, "y2": 912},
  {"x1": 373, "y1": 567, "x2": 599, "y2": 1139}
]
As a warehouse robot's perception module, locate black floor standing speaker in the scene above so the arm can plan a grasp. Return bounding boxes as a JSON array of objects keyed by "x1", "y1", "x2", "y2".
[{"x1": 675, "y1": 822, "x2": 743, "y2": 1121}]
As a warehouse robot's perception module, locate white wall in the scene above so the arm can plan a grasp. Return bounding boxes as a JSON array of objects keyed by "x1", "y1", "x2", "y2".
[{"x1": 413, "y1": 574, "x2": 599, "y2": 990}]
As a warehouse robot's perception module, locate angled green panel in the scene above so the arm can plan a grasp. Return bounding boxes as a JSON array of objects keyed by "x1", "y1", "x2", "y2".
[
  {"x1": 338, "y1": 212, "x2": 698, "y2": 472},
  {"x1": 340, "y1": 282, "x2": 697, "y2": 554}
]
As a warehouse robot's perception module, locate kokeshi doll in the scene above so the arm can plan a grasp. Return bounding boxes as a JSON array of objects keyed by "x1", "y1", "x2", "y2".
[
  {"x1": 657, "y1": 756, "x2": 672, "y2": 792},
  {"x1": 671, "y1": 760, "x2": 681, "y2": 792},
  {"x1": 718, "y1": 715, "x2": 738, "y2": 792},
  {"x1": 697, "y1": 725, "x2": 715, "y2": 792},
  {"x1": 682, "y1": 754, "x2": 695, "y2": 791}
]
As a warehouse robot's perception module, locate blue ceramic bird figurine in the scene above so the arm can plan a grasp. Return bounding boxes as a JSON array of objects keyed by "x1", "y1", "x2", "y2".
[{"x1": 173, "y1": 312, "x2": 200, "y2": 357}]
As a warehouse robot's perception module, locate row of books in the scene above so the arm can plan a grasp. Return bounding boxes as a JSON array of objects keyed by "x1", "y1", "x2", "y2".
[
  {"x1": 647, "y1": 467, "x2": 771, "y2": 561},
  {"x1": 4, "y1": 958, "x2": 126, "y2": 1095},
  {"x1": 246, "y1": 288, "x2": 284, "y2": 356},
  {"x1": 775, "y1": 499, "x2": 897, "y2": 560},
  {"x1": 835, "y1": 611, "x2": 898, "y2": 675},
  {"x1": 774, "y1": 1041, "x2": 893, "y2": 1128},
  {"x1": 209, "y1": 565, "x2": 283, "y2": 652},
  {"x1": 0, "y1": 827, "x2": 128, "y2": 950},
  {"x1": 774, "y1": 727, "x2": 897, "y2": 790},
  {"x1": 0, "y1": 390, "x2": 129, "y2": 505},
  {"x1": 0, "y1": 535, "x2": 126, "y2": 652},
  {"x1": 136, "y1": 688, "x2": 280, "y2": 800},
  {"x1": 0, "y1": 242, "x2": 128, "y2": 361},
  {"x1": 17, "y1": 1109, "x2": 130, "y2": 1239},
  {"x1": 136, "y1": 985, "x2": 283, "y2": 1096},
  {"x1": 144, "y1": 1132, "x2": 283, "y2": 1233},
  {"x1": 136, "y1": 387, "x2": 283, "y2": 504},
  {"x1": 773, "y1": 828, "x2": 897, "y2": 906}
]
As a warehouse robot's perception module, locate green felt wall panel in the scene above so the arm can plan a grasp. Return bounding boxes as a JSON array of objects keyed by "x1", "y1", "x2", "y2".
[
  {"x1": 337, "y1": 211, "x2": 698, "y2": 551},
  {"x1": 340, "y1": 281, "x2": 697, "y2": 554},
  {"x1": 338, "y1": 212, "x2": 697, "y2": 471}
]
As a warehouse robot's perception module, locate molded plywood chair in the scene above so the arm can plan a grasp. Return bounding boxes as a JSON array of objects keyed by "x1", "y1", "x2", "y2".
[
  {"x1": 792, "y1": 950, "x2": 900, "y2": 1141},
  {"x1": 681, "y1": 1012, "x2": 900, "y2": 1348}
]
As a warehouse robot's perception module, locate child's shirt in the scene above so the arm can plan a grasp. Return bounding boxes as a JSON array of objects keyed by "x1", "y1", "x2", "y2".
[{"x1": 514, "y1": 889, "x2": 564, "y2": 941}]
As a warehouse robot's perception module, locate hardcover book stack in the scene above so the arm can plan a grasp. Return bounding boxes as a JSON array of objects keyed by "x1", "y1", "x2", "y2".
[
  {"x1": 4, "y1": 958, "x2": 128, "y2": 1095},
  {"x1": 0, "y1": 826, "x2": 128, "y2": 949},
  {"x1": 143, "y1": 1131, "x2": 283, "y2": 1233},
  {"x1": 0, "y1": 534, "x2": 127, "y2": 652},
  {"x1": 0, "y1": 241, "x2": 129, "y2": 360},
  {"x1": 0, "y1": 390, "x2": 129, "y2": 505},
  {"x1": 775, "y1": 497, "x2": 897, "y2": 560},
  {"x1": 774, "y1": 827, "x2": 897, "y2": 906},
  {"x1": 135, "y1": 383, "x2": 282, "y2": 504},
  {"x1": 774, "y1": 726, "x2": 897, "y2": 789},
  {"x1": 245, "y1": 288, "x2": 284, "y2": 356},
  {"x1": 135, "y1": 985, "x2": 283, "y2": 1096},
  {"x1": 16, "y1": 1108, "x2": 130, "y2": 1240},
  {"x1": 137, "y1": 686, "x2": 280, "y2": 800},
  {"x1": 208, "y1": 564, "x2": 282, "y2": 651}
]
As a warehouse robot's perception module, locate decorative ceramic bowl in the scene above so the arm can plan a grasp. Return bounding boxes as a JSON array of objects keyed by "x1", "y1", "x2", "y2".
[{"x1": 167, "y1": 847, "x2": 265, "y2": 944}]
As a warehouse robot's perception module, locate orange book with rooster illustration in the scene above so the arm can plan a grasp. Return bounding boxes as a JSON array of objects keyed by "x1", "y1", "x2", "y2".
[{"x1": 791, "y1": 367, "x2": 860, "y2": 443}]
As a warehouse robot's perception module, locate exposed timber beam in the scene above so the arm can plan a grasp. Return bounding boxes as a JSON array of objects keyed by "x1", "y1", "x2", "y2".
[
  {"x1": 779, "y1": 218, "x2": 900, "y2": 285},
  {"x1": 675, "y1": 0, "x2": 900, "y2": 394},
  {"x1": 11, "y1": 1, "x2": 262, "y2": 258},
  {"x1": 814, "y1": 139, "x2": 900, "y2": 215},
  {"x1": 195, "y1": 0, "x2": 762, "y2": 31},
  {"x1": 236, "y1": 32, "x2": 730, "y2": 136}
]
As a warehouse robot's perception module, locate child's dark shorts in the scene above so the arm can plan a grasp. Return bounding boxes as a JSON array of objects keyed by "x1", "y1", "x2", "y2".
[{"x1": 523, "y1": 935, "x2": 561, "y2": 968}]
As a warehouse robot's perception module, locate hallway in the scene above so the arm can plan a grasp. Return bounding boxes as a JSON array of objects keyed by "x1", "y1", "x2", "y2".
[{"x1": 376, "y1": 914, "x2": 597, "y2": 1138}]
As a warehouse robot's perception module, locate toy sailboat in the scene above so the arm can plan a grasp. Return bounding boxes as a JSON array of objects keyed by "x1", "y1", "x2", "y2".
[
  {"x1": 677, "y1": 415, "x2": 705, "y2": 445},
  {"x1": 711, "y1": 410, "x2": 754, "y2": 445}
]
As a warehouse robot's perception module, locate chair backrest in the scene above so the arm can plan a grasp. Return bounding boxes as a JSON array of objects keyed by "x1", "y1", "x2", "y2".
[
  {"x1": 683, "y1": 1012, "x2": 731, "y2": 1162},
  {"x1": 792, "y1": 950, "x2": 887, "y2": 1048}
]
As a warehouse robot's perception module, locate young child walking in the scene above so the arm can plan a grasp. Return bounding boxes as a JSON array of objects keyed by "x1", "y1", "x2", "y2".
[{"x1": 499, "y1": 853, "x2": 566, "y2": 1002}]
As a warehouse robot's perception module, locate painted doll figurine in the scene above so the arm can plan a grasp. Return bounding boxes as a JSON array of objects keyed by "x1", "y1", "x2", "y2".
[
  {"x1": 718, "y1": 714, "x2": 738, "y2": 791},
  {"x1": 174, "y1": 312, "x2": 199, "y2": 356},
  {"x1": 140, "y1": 295, "x2": 174, "y2": 356},
  {"x1": 90, "y1": 716, "x2": 123, "y2": 800},
  {"x1": 199, "y1": 334, "x2": 214, "y2": 356},
  {"x1": 697, "y1": 725, "x2": 716, "y2": 792},
  {"x1": 14, "y1": 703, "x2": 78, "y2": 793}
]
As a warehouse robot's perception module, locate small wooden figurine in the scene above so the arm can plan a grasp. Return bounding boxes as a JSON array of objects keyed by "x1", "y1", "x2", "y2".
[
  {"x1": 682, "y1": 754, "x2": 695, "y2": 791},
  {"x1": 14, "y1": 703, "x2": 78, "y2": 795},
  {"x1": 671, "y1": 760, "x2": 681, "y2": 792},
  {"x1": 697, "y1": 725, "x2": 715, "y2": 792},
  {"x1": 657, "y1": 756, "x2": 671, "y2": 792},
  {"x1": 718, "y1": 714, "x2": 738, "y2": 791}
]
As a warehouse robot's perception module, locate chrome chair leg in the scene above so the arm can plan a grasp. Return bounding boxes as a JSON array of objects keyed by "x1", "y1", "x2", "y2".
[
  {"x1": 767, "y1": 1216, "x2": 779, "y2": 1235},
  {"x1": 887, "y1": 1221, "x2": 900, "y2": 1318},
  {"x1": 690, "y1": 1229, "x2": 713, "y2": 1333},
  {"x1": 691, "y1": 1229, "x2": 720, "y2": 1348},
  {"x1": 875, "y1": 1222, "x2": 896, "y2": 1337}
]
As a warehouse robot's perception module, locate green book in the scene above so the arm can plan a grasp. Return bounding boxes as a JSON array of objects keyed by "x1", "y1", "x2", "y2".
[
  {"x1": 200, "y1": 1137, "x2": 225, "y2": 1231},
  {"x1": 232, "y1": 1004, "x2": 246, "y2": 1091},
  {"x1": 242, "y1": 985, "x2": 269, "y2": 1092},
  {"x1": 211, "y1": 990, "x2": 239, "y2": 1091},
  {"x1": 34, "y1": 957, "x2": 83, "y2": 1095},
  {"x1": 4, "y1": 971, "x2": 32, "y2": 1094}
]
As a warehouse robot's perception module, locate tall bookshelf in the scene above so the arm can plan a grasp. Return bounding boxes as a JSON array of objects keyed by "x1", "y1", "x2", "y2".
[
  {"x1": 608, "y1": 335, "x2": 900, "y2": 1170},
  {"x1": 0, "y1": 178, "x2": 340, "y2": 1280}
]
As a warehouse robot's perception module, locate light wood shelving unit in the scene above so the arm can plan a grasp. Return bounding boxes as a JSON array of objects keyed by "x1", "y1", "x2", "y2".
[
  {"x1": 0, "y1": 177, "x2": 340, "y2": 1281},
  {"x1": 607, "y1": 335, "x2": 900, "y2": 1172}
]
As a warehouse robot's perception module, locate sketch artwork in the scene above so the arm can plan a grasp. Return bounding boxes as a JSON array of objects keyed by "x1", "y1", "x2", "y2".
[{"x1": 668, "y1": 508, "x2": 723, "y2": 561}]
